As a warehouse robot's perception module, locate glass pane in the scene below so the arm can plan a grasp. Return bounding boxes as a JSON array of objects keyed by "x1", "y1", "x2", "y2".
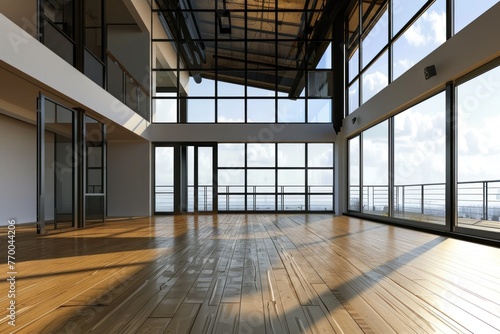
[
  {"x1": 85, "y1": 0, "x2": 102, "y2": 57},
  {"x1": 218, "y1": 99, "x2": 245, "y2": 123},
  {"x1": 247, "y1": 144, "x2": 275, "y2": 167},
  {"x1": 309, "y1": 195, "x2": 333, "y2": 211},
  {"x1": 348, "y1": 49, "x2": 359, "y2": 83},
  {"x1": 218, "y1": 144, "x2": 245, "y2": 167},
  {"x1": 308, "y1": 143, "x2": 334, "y2": 167},
  {"x1": 455, "y1": 0, "x2": 498, "y2": 33},
  {"x1": 348, "y1": 136, "x2": 360, "y2": 211},
  {"x1": 219, "y1": 194, "x2": 245, "y2": 211},
  {"x1": 84, "y1": 49, "x2": 104, "y2": 87},
  {"x1": 278, "y1": 169, "x2": 305, "y2": 193},
  {"x1": 43, "y1": 99, "x2": 75, "y2": 231},
  {"x1": 187, "y1": 99, "x2": 215, "y2": 122},
  {"x1": 316, "y1": 42, "x2": 332, "y2": 69},
  {"x1": 85, "y1": 195, "x2": 104, "y2": 223},
  {"x1": 348, "y1": 80, "x2": 359, "y2": 115},
  {"x1": 308, "y1": 71, "x2": 332, "y2": 98},
  {"x1": 247, "y1": 84, "x2": 275, "y2": 97},
  {"x1": 155, "y1": 147, "x2": 174, "y2": 212},
  {"x1": 391, "y1": 0, "x2": 427, "y2": 37},
  {"x1": 247, "y1": 169, "x2": 275, "y2": 193},
  {"x1": 392, "y1": 0, "x2": 446, "y2": 80},
  {"x1": 362, "y1": 50, "x2": 388, "y2": 103},
  {"x1": 187, "y1": 76, "x2": 215, "y2": 97},
  {"x1": 218, "y1": 169, "x2": 245, "y2": 193},
  {"x1": 394, "y1": 91, "x2": 446, "y2": 224},
  {"x1": 308, "y1": 99, "x2": 331, "y2": 123},
  {"x1": 218, "y1": 80, "x2": 245, "y2": 97},
  {"x1": 278, "y1": 195, "x2": 305, "y2": 211},
  {"x1": 247, "y1": 99, "x2": 275, "y2": 122},
  {"x1": 198, "y1": 147, "x2": 213, "y2": 186},
  {"x1": 278, "y1": 98, "x2": 305, "y2": 123},
  {"x1": 278, "y1": 144, "x2": 305, "y2": 167},
  {"x1": 107, "y1": 60, "x2": 123, "y2": 102},
  {"x1": 44, "y1": 21, "x2": 74, "y2": 66},
  {"x1": 153, "y1": 94, "x2": 177, "y2": 123},
  {"x1": 308, "y1": 169, "x2": 334, "y2": 193},
  {"x1": 247, "y1": 195, "x2": 275, "y2": 211},
  {"x1": 198, "y1": 147, "x2": 213, "y2": 212},
  {"x1": 457, "y1": 64, "x2": 500, "y2": 232},
  {"x1": 44, "y1": 0, "x2": 74, "y2": 38},
  {"x1": 362, "y1": 7, "x2": 388, "y2": 68},
  {"x1": 362, "y1": 121, "x2": 389, "y2": 215}
]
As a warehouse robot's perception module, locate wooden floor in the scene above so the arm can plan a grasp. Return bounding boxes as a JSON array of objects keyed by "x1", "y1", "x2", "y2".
[{"x1": 1, "y1": 214, "x2": 500, "y2": 333}]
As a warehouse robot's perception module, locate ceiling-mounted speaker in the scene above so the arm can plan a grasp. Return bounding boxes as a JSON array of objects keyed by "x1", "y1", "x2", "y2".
[{"x1": 424, "y1": 65, "x2": 437, "y2": 80}]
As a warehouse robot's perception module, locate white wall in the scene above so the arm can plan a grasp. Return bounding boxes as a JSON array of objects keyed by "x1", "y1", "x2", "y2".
[
  {"x1": 0, "y1": 114, "x2": 36, "y2": 225},
  {"x1": 145, "y1": 123, "x2": 336, "y2": 143},
  {"x1": 107, "y1": 140, "x2": 151, "y2": 217},
  {"x1": 0, "y1": 0, "x2": 37, "y2": 38}
]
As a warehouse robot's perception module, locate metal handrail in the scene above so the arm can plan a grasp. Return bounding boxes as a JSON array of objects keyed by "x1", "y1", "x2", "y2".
[{"x1": 349, "y1": 180, "x2": 500, "y2": 221}]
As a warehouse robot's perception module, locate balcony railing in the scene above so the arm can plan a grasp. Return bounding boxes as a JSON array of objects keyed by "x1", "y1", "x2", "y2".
[
  {"x1": 107, "y1": 51, "x2": 150, "y2": 121},
  {"x1": 349, "y1": 180, "x2": 500, "y2": 227},
  {"x1": 156, "y1": 185, "x2": 335, "y2": 212}
]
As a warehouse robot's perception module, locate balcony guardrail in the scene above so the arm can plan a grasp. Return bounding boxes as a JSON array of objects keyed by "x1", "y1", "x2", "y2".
[
  {"x1": 107, "y1": 51, "x2": 150, "y2": 121},
  {"x1": 349, "y1": 180, "x2": 500, "y2": 223}
]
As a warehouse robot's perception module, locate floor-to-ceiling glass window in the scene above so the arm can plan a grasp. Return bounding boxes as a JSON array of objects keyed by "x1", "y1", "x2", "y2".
[
  {"x1": 348, "y1": 136, "x2": 361, "y2": 211},
  {"x1": 362, "y1": 120, "x2": 389, "y2": 215},
  {"x1": 217, "y1": 143, "x2": 334, "y2": 212},
  {"x1": 155, "y1": 146, "x2": 175, "y2": 213},
  {"x1": 308, "y1": 143, "x2": 335, "y2": 210},
  {"x1": 218, "y1": 144, "x2": 246, "y2": 210},
  {"x1": 456, "y1": 63, "x2": 500, "y2": 234},
  {"x1": 393, "y1": 92, "x2": 446, "y2": 224}
]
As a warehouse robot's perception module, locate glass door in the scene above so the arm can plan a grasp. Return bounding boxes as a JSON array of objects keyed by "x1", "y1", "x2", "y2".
[
  {"x1": 37, "y1": 95, "x2": 76, "y2": 233},
  {"x1": 84, "y1": 115, "x2": 105, "y2": 225},
  {"x1": 154, "y1": 144, "x2": 217, "y2": 214},
  {"x1": 187, "y1": 145, "x2": 215, "y2": 213}
]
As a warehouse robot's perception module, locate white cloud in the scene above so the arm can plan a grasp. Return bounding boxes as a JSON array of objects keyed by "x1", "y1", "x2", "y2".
[
  {"x1": 398, "y1": 58, "x2": 414, "y2": 70},
  {"x1": 404, "y1": 10, "x2": 446, "y2": 47},
  {"x1": 426, "y1": 10, "x2": 446, "y2": 44},
  {"x1": 404, "y1": 23, "x2": 427, "y2": 47},
  {"x1": 363, "y1": 71, "x2": 388, "y2": 91}
]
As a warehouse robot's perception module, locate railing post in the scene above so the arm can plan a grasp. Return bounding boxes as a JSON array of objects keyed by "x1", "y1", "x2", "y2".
[
  {"x1": 484, "y1": 181, "x2": 488, "y2": 221},
  {"x1": 421, "y1": 184, "x2": 424, "y2": 215}
]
